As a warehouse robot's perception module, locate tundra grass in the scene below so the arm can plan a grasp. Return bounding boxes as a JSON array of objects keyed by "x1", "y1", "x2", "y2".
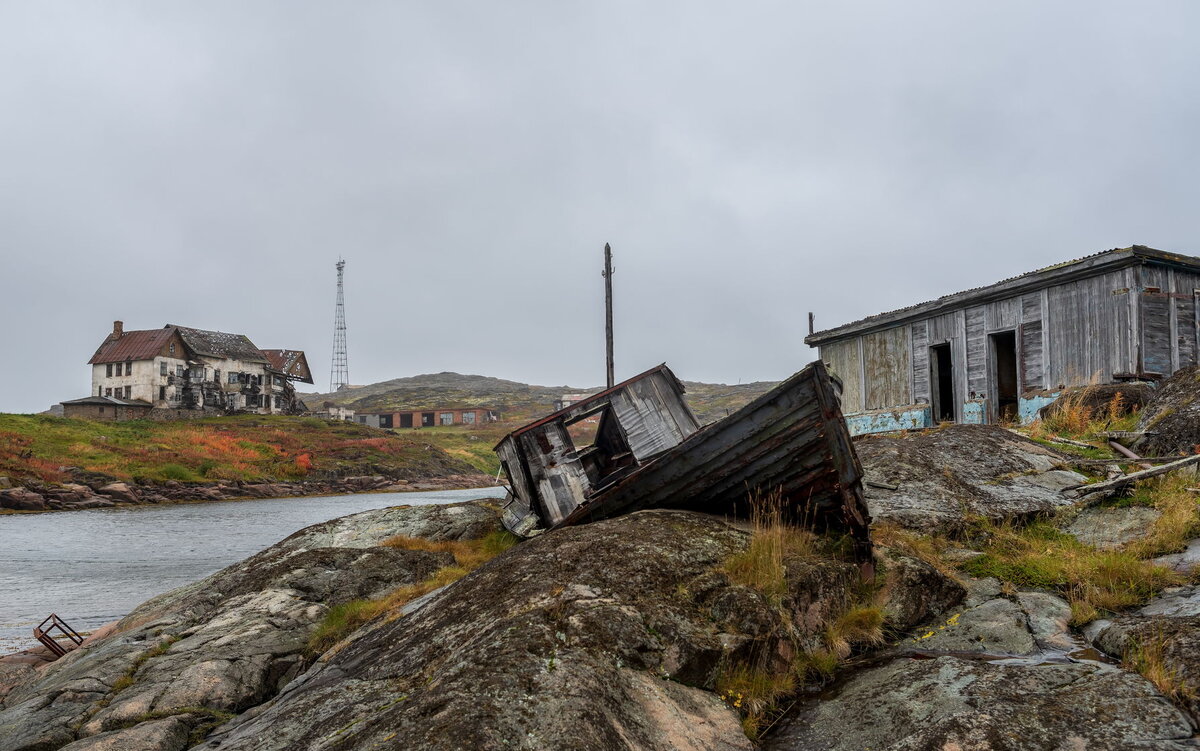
[
  {"x1": 716, "y1": 491, "x2": 885, "y2": 740},
  {"x1": 0, "y1": 413, "x2": 466, "y2": 485},
  {"x1": 959, "y1": 519, "x2": 1182, "y2": 625}
]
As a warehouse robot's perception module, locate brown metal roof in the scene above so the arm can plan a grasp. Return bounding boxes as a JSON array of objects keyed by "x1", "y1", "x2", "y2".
[
  {"x1": 169, "y1": 325, "x2": 268, "y2": 363},
  {"x1": 262, "y1": 349, "x2": 314, "y2": 384},
  {"x1": 88, "y1": 329, "x2": 177, "y2": 365},
  {"x1": 61, "y1": 395, "x2": 152, "y2": 407}
]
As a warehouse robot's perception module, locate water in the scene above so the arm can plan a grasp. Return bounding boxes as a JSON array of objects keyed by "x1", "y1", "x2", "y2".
[{"x1": 0, "y1": 487, "x2": 507, "y2": 654}]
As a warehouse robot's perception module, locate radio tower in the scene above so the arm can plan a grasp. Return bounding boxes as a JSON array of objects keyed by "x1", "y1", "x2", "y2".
[{"x1": 329, "y1": 259, "x2": 350, "y2": 392}]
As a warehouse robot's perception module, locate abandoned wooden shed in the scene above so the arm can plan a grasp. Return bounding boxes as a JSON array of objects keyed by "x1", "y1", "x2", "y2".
[{"x1": 805, "y1": 246, "x2": 1200, "y2": 435}]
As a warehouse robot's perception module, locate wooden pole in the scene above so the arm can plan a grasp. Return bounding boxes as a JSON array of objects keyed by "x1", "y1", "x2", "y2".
[{"x1": 603, "y1": 243, "x2": 614, "y2": 388}]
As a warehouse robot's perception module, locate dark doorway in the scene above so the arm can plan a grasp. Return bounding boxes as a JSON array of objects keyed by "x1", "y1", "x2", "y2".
[
  {"x1": 929, "y1": 343, "x2": 955, "y2": 422},
  {"x1": 400, "y1": 413, "x2": 413, "y2": 428},
  {"x1": 421, "y1": 412, "x2": 435, "y2": 427},
  {"x1": 379, "y1": 414, "x2": 394, "y2": 429},
  {"x1": 990, "y1": 331, "x2": 1019, "y2": 422}
]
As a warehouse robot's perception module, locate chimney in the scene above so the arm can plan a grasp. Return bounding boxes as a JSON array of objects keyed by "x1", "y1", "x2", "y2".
[{"x1": 112, "y1": 320, "x2": 124, "y2": 339}]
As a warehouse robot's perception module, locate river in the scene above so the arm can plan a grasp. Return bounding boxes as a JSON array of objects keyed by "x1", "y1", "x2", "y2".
[{"x1": 0, "y1": 487, "x2": 507, "y2": 654}]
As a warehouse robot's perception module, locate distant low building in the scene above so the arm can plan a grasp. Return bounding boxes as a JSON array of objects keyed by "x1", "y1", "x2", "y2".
[
  {"x1": 61, "y1": 321, "x2": 314, "y2": 420},
  {"x1": 554, "y1": 393, "x2": 596, "y2": 411},
  {"x1": 317, "y1": 401, "x2": 356, "y2": 421},
  {"x1": 61, "y1": 395, "x2": 152, "y2": 421},
  {"x1": 355, "y1": 407, "x2": 500, "y2": 429}
]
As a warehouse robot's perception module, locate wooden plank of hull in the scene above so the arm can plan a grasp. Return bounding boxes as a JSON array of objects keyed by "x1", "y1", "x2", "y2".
[{"x1": 556, "y1": 360, "x2": 872, "y2": 563}]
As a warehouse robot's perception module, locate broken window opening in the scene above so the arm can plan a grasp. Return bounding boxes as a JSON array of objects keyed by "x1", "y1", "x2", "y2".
[
  {"x1": 567, "y1": 406, "x2": 636, "y2": 491},
  {"x1": 105, "y1": 364, "x2": 113, "y2": 377},
  {"x1": 440, "y1": 412, "x2": 454, "y2": 425},
  {"x1": 421, "y1": 412, "x2": 435, "y2": 427},
  {"x1": 929, "y1": 342, "x2": 955, "y2": 423}
]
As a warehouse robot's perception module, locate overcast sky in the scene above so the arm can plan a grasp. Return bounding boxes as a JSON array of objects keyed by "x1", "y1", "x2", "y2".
[{"x1": 2, "y1": 2, "x2": 1199, "y2": 413}]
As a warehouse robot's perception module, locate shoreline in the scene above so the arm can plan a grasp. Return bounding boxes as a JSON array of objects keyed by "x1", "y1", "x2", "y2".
[{"x1": 0, "y1": 473, "x2": 502, "y2": 515}]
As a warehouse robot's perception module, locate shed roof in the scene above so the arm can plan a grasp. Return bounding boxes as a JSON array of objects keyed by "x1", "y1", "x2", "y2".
[
  {"x1": 88, "y1": 329, "x2": 178, "y2": 365},
  {"x1": 805, "y1": 245, "x2": 1200, "y2": 345},
  {"x1": 61, "y1": 395, "x2": 152, "y2": 407}
]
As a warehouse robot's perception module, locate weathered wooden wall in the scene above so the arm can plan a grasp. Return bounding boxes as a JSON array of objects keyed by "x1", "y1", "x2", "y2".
[
  {"x1": 863, "y1": 326, "x2": 912, "y2": 409},
  {"x1": 820, "y1": 339, "x2": 864, "y2": 414},
  {"x1": 820, "y1": 261, "x2": 1200, "y2": 419}
]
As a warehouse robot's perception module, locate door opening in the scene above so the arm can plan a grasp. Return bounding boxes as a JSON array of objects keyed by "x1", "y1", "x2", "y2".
[
  {"x1": 929, "y1": 343, "x2": 955, "y2": 422},
  {"x1": 990, "y1": 331, "x2": 1019, "y2": 422}
]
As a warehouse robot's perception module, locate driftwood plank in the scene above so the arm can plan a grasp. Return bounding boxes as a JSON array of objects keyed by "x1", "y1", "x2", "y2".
[{"x1": 1065, "y1": 453, "x2": 1200, "y2": 499}]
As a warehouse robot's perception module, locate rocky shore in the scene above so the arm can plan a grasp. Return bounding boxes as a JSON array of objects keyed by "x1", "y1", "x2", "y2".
[{"x1": 0, "y1": 473, "x2": 494, "y2": 513}]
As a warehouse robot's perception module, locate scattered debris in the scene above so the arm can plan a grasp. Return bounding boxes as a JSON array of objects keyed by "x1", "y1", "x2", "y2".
[
  {"x1": 33, "y1": 614, "x2": 83, "y2": 659},
  {"x1": 495, "y1": 361, "x2": 873, "y2": 567},
  {"x1": 1065, "y1": 453, "x2": 1200, "y2": 501}
]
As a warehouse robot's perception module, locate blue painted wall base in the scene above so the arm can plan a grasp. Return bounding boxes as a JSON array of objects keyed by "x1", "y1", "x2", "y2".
[{"x1": 844, "y1": 392, "x2": 1065, "y2": 435}]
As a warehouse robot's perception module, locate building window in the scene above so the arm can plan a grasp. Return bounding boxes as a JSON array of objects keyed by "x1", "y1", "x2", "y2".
[
  {"x1": 125, "y1": 362, "x2": 132, "y2": 376},
  {"x1": 159, "y1": 386, "x2": 166, "y2": 401},
  {"x1": 160, "y1": 361, "x2": 168, "y2": 376},
  {"x1": 105, "y1": 387, "x2": 112, "y2": 397},
  {"x1": 169, "y1": 342, "x2": 175, "y2": 355},
  {"x1": 229, "y1": 372, "x2": 240, "y2": 384},
  {"x1": 214, "y1": 369, "x2": 221, "y2": 384},
  {"x1": 176, "y1": 365, "x2": 184, "y2": 377},
  {"x1": 440, "y1": 412, "x2": 454, "y2": 425},
  {"x1": 99, "y1": 407, "x2": 105, "y2": 415},
  {"x1": 106, "y1": 364, "x2": 113, "y2": 377},
  {"x1": 462, "y1": 411, "x2": 476, "y2": 424},
  {"x1": 264, "y1": 395, "x2": 272, "y2": 410},
  {"x1": 124, "y1": 385, "x2": 131, "y2": 399}
]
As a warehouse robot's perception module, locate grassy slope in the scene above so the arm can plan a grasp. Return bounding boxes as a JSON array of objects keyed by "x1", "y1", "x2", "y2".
[{"x1": 0, "y1": 414, "x2": 479, "y2": 486}]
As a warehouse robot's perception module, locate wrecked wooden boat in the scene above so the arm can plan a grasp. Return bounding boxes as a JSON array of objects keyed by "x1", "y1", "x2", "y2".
[{"x1": 495, "y1": 361, "x2": 872, "y2": 564}]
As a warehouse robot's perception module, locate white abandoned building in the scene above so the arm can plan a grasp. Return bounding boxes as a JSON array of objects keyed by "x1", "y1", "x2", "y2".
[{"x1": 61, "y1": 321, "x2": 313, "y2": 420}]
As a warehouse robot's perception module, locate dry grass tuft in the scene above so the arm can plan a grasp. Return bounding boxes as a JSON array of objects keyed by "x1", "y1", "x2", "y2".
[
  {"x1": 1125, "y1": 632, "x2": 1197, "y2": 704},
  {"x1": 723, "y1": 490, "x2": 817, "y2": 604},
  {"x1": 1124, "y1": 474, "x2": 1200, "y2": 560}
]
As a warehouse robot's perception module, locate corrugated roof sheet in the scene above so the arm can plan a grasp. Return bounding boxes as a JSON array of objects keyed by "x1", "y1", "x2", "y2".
[
  {"x1": 806, "y1": 245, "x2": 1200, "y2": 344},
  {"x1": 61, "y1": 395, "x2": 152, "y2": 406},
  {"x1": 261, "y1": 349, "x2": 314, "y2": 383},
  {"x1": 169, "y1": 325, "x2": 268, "y2": 363},
  {"x1": 88, "y1": 329, "x2": 176, "y2": 364}
]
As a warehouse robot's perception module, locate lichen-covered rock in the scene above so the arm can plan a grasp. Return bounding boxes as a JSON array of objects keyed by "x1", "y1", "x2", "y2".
[
  {"x1": 0, "y1": 488, "x2": 46, "y2": 511},
  {"x1": 58, "y1": 716, "x2": 189, "y2": 751},
  {"x1": 96, "y1": 482, "x2": 139, "y2": 503},
  {"x1": 875, "y1": 547, "x2": 966, "y2": 631},
  {"x1": 1092, "y1": 585, "x2": 1200, "y2": 722},
  {"x1": 856, "y1": 425, "x2": 1087, "y2": 530},
  {"x1": 1063, "y1": 505, "x2": 1163, "y2": 550},
  {"x1": 1135, "y1": 365, "x2": 1200, "y2": 457},
  {"x1": 0, "y1": 501, "x2": 500, "y2": 751},
  {"x1": 764, "y1": 655, "x2": 1195, "y2": 750},
  {"x1": 199, "y1": 511, "x2": 889, "y2": 751}
]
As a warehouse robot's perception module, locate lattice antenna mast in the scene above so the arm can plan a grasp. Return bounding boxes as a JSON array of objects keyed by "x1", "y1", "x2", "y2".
[{"x1": 329, "y1": 259, "x2": 350, "y2": 392}]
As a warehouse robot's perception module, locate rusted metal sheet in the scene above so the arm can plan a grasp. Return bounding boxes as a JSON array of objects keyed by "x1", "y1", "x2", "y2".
[{"x1": 495, "y1": 361, "x2": 872, "y2": 566}]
